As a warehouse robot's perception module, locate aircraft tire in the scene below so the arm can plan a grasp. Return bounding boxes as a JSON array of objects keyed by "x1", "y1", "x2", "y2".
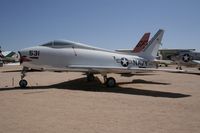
[
  {"x1": 106, "y1": 77, "x2": 116, "y2": 87},
  {"x1": 19, "y1": 79, "x2": 28, "y2": 88}
]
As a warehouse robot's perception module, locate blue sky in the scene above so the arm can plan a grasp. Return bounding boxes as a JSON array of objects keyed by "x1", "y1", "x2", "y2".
[{"x1": 0, "y1": 0, "x2": 200, "y2": 51}]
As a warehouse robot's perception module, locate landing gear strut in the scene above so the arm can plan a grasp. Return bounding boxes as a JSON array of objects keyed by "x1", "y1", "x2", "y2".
[
  {"x1": 176, "y1": 63, "x2": 182, "y2": 70},
  {"x1": 86, "y1": 73, "x2": 95, "y2": 82},
  {"x1": 176, "y1": 66, "x2": 182, "y2": 70},
  {"x1": 19, "y1": 67, "x2": 28, "y2": 88}
]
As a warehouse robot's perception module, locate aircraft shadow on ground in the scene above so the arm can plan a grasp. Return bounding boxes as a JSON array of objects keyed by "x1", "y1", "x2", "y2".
[
  {"x1": 169, "y1": 71, "x2": 200, "y2": 76},
  {"x1": 119, "y1": 79, "x2": 171, "y2": 85},
  {"x1": 182, "y1": 72, "x2": 200, "y2": 76},
  {"x1": 0, "y1": 77, "x2": 190, "y2": 98}
]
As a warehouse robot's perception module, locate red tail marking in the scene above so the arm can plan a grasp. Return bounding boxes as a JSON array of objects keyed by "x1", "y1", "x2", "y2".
[{"x1": 133, "y1": 32, "x2": 150, "y2": 53}]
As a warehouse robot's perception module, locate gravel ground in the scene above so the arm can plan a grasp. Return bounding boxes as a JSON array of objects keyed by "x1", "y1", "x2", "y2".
[{"x1": 0, "y1": 65, "x2": 200, "y2": 133}]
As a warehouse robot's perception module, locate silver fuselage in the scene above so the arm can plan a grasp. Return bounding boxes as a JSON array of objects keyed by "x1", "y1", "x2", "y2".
[{"x1": 19, "y1": 45, "x2": 155, "y2": 73}]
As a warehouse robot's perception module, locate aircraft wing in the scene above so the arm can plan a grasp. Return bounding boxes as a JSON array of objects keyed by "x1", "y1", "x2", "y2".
[
  {"x1": 68, "y1": 65, "x2": 185, "y2": 73},
  {"x1": 154, "y1": 59, "x2": 173, "y2": 64}
]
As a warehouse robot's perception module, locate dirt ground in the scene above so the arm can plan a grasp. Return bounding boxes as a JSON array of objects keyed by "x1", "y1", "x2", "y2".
[{"x1": 0, "y1": 65, "x2": 200, "y2": 133}]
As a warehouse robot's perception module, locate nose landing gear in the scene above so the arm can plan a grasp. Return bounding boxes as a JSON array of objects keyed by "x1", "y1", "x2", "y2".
[{"x1": 19, "y1": 67, "x2": 28, "y2": 88}]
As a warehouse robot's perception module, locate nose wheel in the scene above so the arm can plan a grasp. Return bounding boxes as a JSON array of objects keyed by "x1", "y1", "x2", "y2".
[{"x1": 19, "y1": 79, "x2": 28, "y2": 88}]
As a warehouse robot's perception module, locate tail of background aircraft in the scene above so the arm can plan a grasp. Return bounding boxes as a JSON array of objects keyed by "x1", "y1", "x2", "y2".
[
  {"x1": 115, "y1": 32, "x2": 150, "y2": 54},
  {"x1": 0, "y1": 48, "x2": 4, "y2": 58},
  {"x1": 138, "y1": 29, "x2": 164, "y2": 60},
  {"x1": 133, "y1": 32, "x2": 150, "y2": 53}
]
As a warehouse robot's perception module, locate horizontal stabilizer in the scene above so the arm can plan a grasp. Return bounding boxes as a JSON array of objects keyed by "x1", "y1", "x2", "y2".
[{"x1": 193, "y1": 60, "x2": 200, "y2": 64}]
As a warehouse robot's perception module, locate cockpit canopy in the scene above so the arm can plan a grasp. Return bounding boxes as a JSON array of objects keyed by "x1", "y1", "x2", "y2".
[
  {"x1": 41, "y1": 40, "x2": 107, "y2": 51},
  {"x1": 41, "y1": 40, "x2": 76, "y2": 48}
]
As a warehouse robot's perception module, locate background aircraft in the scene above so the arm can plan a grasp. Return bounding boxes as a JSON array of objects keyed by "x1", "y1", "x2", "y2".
[
  {"x1": 167, "y1": 50, "x2": 200, "y2": 70},
  {"x1": 116, "y1": 32, "x2": 150, "y2": 54},
  {"x1": 18, "y1": 29, "x2": 180, "y2": 88},
  {"x1": 157, "y1": 49, "x2": 200, "y2": 70},
  {"x1": 0, "y1": 47, "x2": 19, "y2": 64}
]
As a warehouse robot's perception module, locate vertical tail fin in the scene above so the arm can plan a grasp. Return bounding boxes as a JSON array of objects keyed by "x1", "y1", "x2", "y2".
[
  {"x1": 0, "y1": 47, "x2": 4, "y2": 58},
  {"x1": 133, "y1": 32, "x2": 150, "y2": 53},
  {"x1": 139, "y1": 29, "x2": 164, "y2": 60}
]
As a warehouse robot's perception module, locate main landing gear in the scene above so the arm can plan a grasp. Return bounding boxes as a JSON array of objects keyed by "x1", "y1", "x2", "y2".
[
  {"x1": 176, "y1": 66, "x2": 182, "y2": 70},
  {"x1": 86, "y1": 73, "x2": 95, "y2": 82},
  {"x1": 19, "y1": 67, "x2": 28, "y2": 88},
  {"x1": 86, "y1": 73, "x2": 116, "y2": 87},
  {"x1": 175, "y1": 63, "x2": 182, "y2": 70},
  {"x1": 103, "y1": 75, "x2": 116, "y2": 87},
  {"x1": 19, "y1": 70, "x2": 117, "y2": 88}
]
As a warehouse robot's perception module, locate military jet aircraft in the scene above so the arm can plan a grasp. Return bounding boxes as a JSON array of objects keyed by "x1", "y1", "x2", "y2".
[
  {"x1": 0, "y1": 47, "x2": 18, "y2": 64},
  {"x1": 18, "y1": 29, "x2": 179, "y2": 88},
  {"x1": 168, "y1": 50, "x2": 200, "y2": 70}
]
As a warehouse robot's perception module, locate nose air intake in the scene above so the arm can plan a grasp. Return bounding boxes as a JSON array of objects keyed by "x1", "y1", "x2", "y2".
[{"x1": 18, "y1": 51, "x2": 31, "y2": 64}]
